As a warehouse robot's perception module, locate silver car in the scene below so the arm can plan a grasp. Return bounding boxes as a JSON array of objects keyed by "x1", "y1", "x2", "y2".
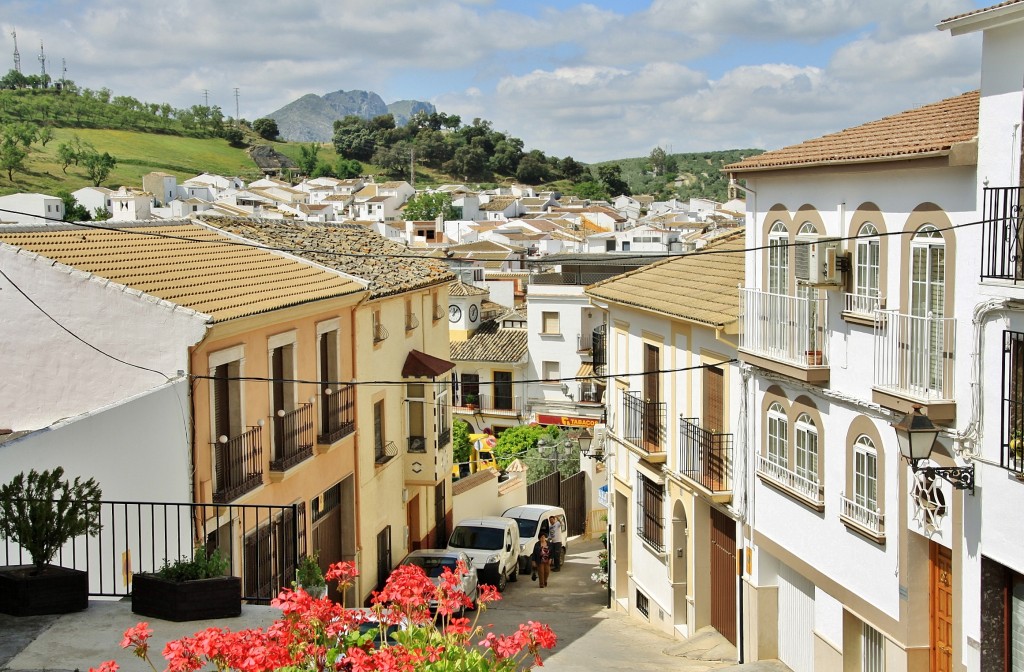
[{"x1": 399, "y1": 549, "x2": 479, "y2": 611}]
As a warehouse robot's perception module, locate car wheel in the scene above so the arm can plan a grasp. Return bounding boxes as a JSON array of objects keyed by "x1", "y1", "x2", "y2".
[
  {"x1": 518, "y1": 557, "x2": 530, "y2": 575},
  {"x1": 508, "y1": 565, "x2": 518, "y2": 582},
  {"x1": 468, "y1": 589, "x2": 478, "y2": 611},
  {"x1": 497, "y1": 571, "x2": 507, "y2": 592}
]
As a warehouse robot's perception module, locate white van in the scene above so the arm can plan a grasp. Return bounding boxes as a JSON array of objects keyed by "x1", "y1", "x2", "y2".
[
  {"x1": 446, "y1": 516, "x2": 521, "y2": 591},
  {"x1": 501, "y1": 505, "x2": 567, "y2": 575}
]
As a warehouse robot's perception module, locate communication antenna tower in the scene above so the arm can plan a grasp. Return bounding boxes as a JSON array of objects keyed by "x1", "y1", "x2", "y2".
[
  {"x1": 11, "y1": 30, "x2": 20, "y2": 74},
  {"x1": 202, "y1": 89, "x2": 209, "y2": 107},
  {"x1": 38, "y1": 41, "x2": 46, "y2": 80},
  {"x1": 61, "y1": 58, "x2": 67, "y2": 88},
  {"x1": 233, "y1": 87, "x2": 239, "y2": 124}
]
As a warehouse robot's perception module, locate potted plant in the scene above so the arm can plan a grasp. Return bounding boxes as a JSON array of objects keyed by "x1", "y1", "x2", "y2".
[
  {"x1": 0, "y1": 467, "x2": 102, "y2": 616},
  {"x1": 1010, "y1": 429, "x2": 1023, "y2": 461},
  {"x1": 463, "y1": 393, "x2": 478, "y2": 410},
  {"x1": 131, "y1": 545, "x2": 241, "y2": 621},
  {"x1": 295, "y1": 553, "x2": 327, "y2": 598}
]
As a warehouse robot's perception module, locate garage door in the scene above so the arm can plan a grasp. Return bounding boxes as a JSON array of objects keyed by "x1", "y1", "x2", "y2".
[{"x1": 778, "y1": 564, "x2": 815, "y2": 672}]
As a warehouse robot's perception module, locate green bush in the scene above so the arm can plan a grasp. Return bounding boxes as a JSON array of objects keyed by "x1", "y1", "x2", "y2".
[
  {"x1": 295, "y1": 553, "x2": 325, "y2": 588},
  {"x1": 155, "y1": 545, "x2": 230, "y2": 582}
]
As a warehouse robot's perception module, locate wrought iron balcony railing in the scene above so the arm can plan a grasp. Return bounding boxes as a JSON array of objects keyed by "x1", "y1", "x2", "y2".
[
  {"x1": 438, "y1": 426, "x2": 451, "y2": 448},
  {"x1": 405, "y1": 313, "x2": 419, "y2": 331},
  {"x1": 318, "y1": 384, "x2": 355, "y2": 444},
  {"x1": 408, "y1": 435, "x2": 427, "y2": 453},
  {"x1": 373, "y1": 322, "x2": 390, "y2": 344},
  {"x1": 433, "y1": 304, "x2": 446, "y2": 321},
  {"x1": 375, "y1": 440, "x2": 399, "y2": 465},
  {"x1": 678, "y1": 417, "x2": 732, "y2": 494},
  {"x1": 623, "y1": 390, "x2": 666, "y2": 453},
  {"x1": 873, "y1": 310, "x2": 955, "y2": 402},
  {"x1": 270, "y1": 403, "x2": 315, "y2": 471},
  {"x1": 756, "y1": 454, "x2": 824, "y2": 507},
  {"x1": 981, "y1": 186, "x2": 1024, "y2": 282},
  {"x1": 592, "y1": 324, "x2": 607, "y2": 375},
  {"x1": 213, "y1": 425, "x2": 264, "y2": 503},
  {"x1": 739, "y1": 287, "x2": 829, "y2": 368},
  {"x1": 840, "y1": 493, "x2": 884, "y2": 538}
]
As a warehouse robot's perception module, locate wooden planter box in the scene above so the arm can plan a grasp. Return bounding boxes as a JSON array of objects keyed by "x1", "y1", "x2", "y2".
[
  {"x1": 0, "y1": 564, "x2": 88, "y2": 616},
  {"x1": 131, "y1": 574, "x2": 241, "y2": 622}
]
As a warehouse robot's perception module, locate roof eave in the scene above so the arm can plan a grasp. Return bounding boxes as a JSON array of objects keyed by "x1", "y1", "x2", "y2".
[
  {"x1": 586, "y1": 291, "x2": 738, "y2": 332},
  {"x1": 726, "y1": 148, "x2": 956, "y2": 175},
  {"x1": 939, "y1": 2, "x2": 1024, "y2": 35}
]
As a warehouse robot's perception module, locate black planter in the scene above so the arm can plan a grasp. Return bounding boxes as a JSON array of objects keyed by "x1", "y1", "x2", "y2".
[
  {"x1": 0, "y1": 564, "x2": 89, "y2": 616},
  {"x1": 131, "y1": 573, "x2": 241, "y2": 621}
]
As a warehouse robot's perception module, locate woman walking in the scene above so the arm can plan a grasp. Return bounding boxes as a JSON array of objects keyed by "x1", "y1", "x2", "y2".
[{"x1": 532, "y1": 533, "x2": 553, "y2": 588}]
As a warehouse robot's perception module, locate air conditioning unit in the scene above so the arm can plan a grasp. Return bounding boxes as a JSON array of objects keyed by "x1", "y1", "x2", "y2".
[
  {"x1": 591, "y1": 424, "x2": 607, "y2": 456},
  {"x1": 795, "y1": 235, "x2": 845, "y2": 287}
]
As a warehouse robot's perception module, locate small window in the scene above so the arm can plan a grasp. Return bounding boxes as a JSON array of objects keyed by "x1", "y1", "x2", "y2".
[
  {"x1": 542, "y1": 361, "x2": 560, "y2": 382},
  {"x1": 542, "y1": 311, "x2": 561, "y2": 335},
  {"x1": 767, "y1": 402, "x2": 788, "y2": 468},
  {"x1": 854, "y1": 436, "x2": 878, "y2": 511},
  {"x1": 794, "y1": 413, "x2": 819, "y2": 485},
  {"x1": 636, "y1": 590, "x2": 650, "y2": 619}
]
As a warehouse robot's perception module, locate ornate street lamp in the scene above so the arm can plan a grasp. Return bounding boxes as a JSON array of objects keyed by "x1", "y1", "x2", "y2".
[{"x1": 892, "y1": 405, "x2": 974, "y2": 492}]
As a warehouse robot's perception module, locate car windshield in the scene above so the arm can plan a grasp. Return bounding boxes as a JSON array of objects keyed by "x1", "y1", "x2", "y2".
[
  {"x1": 510, "y1": 518, "x2": 538, "y2": 538},
  {"x1": 403, "y1": 555, "x2": 460, "y2": 578},
  {"x1": 449, "y1": 525, "x2": 504, "y2": 551}
]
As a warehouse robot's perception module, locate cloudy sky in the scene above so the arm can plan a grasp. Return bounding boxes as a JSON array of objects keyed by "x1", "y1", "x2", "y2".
[{"x1": 2, "y1": 0, "x2": 991, "y2": 162}]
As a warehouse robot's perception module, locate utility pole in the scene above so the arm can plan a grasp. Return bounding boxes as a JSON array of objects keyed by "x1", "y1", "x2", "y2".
[
  {"x1": 233, "y1": 88, "x2": 240, "y2": 125},
  {"x1": 202, "y1": 89, "x2": 209, "y2": 107},
  {"x1": 61, "y1": 58, "x2": 67, "y2": 89},
  {"x1": 38, "y1": 41, "x2": 46, "y2": 83},
  {"x1": 11, "y1": 30, "x2": 20, "y2": 74}
]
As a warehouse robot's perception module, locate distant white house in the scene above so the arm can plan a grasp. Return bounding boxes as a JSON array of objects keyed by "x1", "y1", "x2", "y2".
[
  {"x1": 71, "y1": 186, "x2": 114, "y2": 219},
  {"x1": 142, "y1": 172, "x2": 178, "y2": 206},
  {"x1": 109, "y1": 187, "x2": 153, "y2": 221},
  {"x1": 0, "y1": 192, "x2": 63, "y2": 225}
]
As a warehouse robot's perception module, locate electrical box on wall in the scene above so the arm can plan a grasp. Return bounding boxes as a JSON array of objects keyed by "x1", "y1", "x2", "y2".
[{"x1": 795, "y1": 235, "x2": 847, "y2": 287}]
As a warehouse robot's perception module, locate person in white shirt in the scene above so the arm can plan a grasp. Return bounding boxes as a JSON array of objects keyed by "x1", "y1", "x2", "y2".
[{"x1": 547, "y1": 515, "x2": 564, "y2": 571}]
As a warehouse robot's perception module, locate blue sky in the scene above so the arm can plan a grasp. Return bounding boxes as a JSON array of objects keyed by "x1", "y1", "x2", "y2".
[{"x1": 1, "y1": 0, "x2": 994, "y2": 162}]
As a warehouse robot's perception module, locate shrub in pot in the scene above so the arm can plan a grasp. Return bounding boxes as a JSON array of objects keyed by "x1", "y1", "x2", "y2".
[
  {"x1": 0, "y1": 467, "x2": 102, "y2": 616},
  {"x1": 294, "y1": 553, "x2": 327, "y2": 598},
  {"x1": 132, "y1": 545, "x2": 241, "y2": 621}
]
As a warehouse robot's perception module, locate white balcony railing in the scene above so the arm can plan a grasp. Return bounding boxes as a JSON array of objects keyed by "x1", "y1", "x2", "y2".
[
  {"x1": 756, "y1": 454, "x2": 824, "y2": 505},
  {"x1": 844, "y1": 291, "x2": 884, "y2": 317},
  {"x1": 840, "y1": 494, "x2": 884, "y2": 537},
  {"x1": 873, "y1": 310, "x2": 955, "y2": 401},
  {"x1": 739, "y1": 288, "x2": 829, "y2": 367}
]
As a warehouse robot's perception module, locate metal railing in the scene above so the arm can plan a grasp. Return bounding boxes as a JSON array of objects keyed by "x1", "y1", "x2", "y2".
[
  {"x1": 623, "y1": 390, "x2": 666, "y2": 453},
  {"x1": 756, "y1": 454, "x2": 823, "y2": 505},
  {"x1": 270, "y1": 403, "x2": 315, "y2": 471},
  {"x1": 530, "y1": 271, "x2": 621, "y2": 285},
  {"x1": 840, "y1": 494, "x2": 884, "y2": 536},
  {"x1": 678, "y1": 417, "x2": 732, "y2": 493},
  {"x1": 405, "y1": 313, "x2": 419, "y2": 331},
  {"x1": 592, "y1": 324, "x2": 607, "y2": 375},
  {"x1": 318, "y1": 384, "x2": 355, "y2": 444},
  {"x1": 214, "y1": 425, "x2": 264, "y2": 503},
  {"x1": 433, "y1": 304, "x2": 446, "y2": 321},
  {"x1": 981, "y1": 186, "x2": 1024, "y2": 282},
  {"x1": 373, "y1": 322, "x2": 390, "y2": 343},
  {"x1": 577, "y1": 332, "x2": 593, "y2": 352},
  {"x1": 739, "y1": 287, "x2": 829, "y2": 367},
  {"x1": 1, "y1": 500, "x2": 303, "y2": 603},
  {"x1": 375, "y1": 440, "x2": 399, "y2": 465},
  {"x1": 844, "y1": 291, "x2": 884, "y2": 317},
  {"x1": 438, "y1": 426, "x2": 451, "y2": 448},
  {"x1": 477, "y1": 394, "x2": 521, "y2": 414},
  {"x1": 408, "y1": 435, "x2": 427, "y2": 453},
  {"x1": 873, "y1": 310, "x2": 956, "y2": 401}
]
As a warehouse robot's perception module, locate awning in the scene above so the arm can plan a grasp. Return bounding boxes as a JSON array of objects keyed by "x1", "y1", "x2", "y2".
[
  {"x1": 535, "y1": 413, "x2": 601, "y2": 428},
  {"x1": 402, "y1": 349, "x2": 456, "y2": 378},
  {"x1": 576, "y1": 363, "x2": 594, "y2": 377}
]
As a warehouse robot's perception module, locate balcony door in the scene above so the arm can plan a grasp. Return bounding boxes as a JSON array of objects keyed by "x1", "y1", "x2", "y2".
[
  {"x1": 644, "y1": 344, "x2": 661, "y2": 451},
  {"x1": 703, "y1": 365, "x2": 725, "y2": 489},
  {"x1": 494, "y1": 371, "x2": 513, "y2": 410},
  {"x1": 910, "y1": 226, "x2": 946, "y2": 394}
]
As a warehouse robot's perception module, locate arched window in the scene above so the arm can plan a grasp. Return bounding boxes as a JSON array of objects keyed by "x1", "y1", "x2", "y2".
[
  {"x1": 768, "y1": 222, "x2": 788, "y2": 295},
  {"x1": 853, "y1": 435, "x2": 878, "y2": 511},
  {"x1": 797, "y1": 222, "x2": 818, "y2": 235},
  {"x1": 794, "y1": 413, "x2": 819, "y2": 484},
  {"x1": 854, "y1": 223, "x2": 880, "y2": 307},
  {"x1": 767, "y1": 402, "x2": 788, "y2": 468},
  {"x1": 910, "y1": 224, "x2": 946, "y2": 391}
]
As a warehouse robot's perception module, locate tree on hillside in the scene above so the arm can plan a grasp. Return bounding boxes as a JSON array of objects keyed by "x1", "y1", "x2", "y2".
[
  {"x1": 571, "y1": 180, "x2": 610, "y2": 201},
  {"x1": 36, "y1": 127, "x2": 53, "y2": 147},
  {"x1": 489, "y1": 137, "x2": 524, "y2": 176},
  {"x1": 598, "y1": 164, "x2": 630, "y2": 196},
  {"x1": 0, "y1": 134, "x2": 27, "y2": 180},
  {"x1": 444, "y1": 144, "x2": 488, "y2": 181},
  {"x1": 252, "y1": 117, "x2": 279, "y2": 141},
  {"x1": 516, "y1": 150, "x2": 549, "y2": 185},
  {"x1": 334, "y1": 157, "x2": 362, "y2": 179},
  {"x1": 223, "y1": 127, "x2": 245, "y2": 147},
  {"x1": 372, "y1": 140, "x2": 414, "y2": 178},
  {"x1": 404, "y1": 192, "x2": 460, "y2": 221},
  {"x1": 332, "y1": 116, "x2": 377, "y2": 162},
  {"x1": 297, "y1": 143, "x2": 320, "y2": 176},
  {"x1": 56, "y1": 141, "x2": 77, "y2": 173},
  {"x1": 0, "y1": 69, "x2": 28, "y2": 90},
  {"x1": 56, "y1": 190, "x2": 92, "y2": 222},
  {"x1": 558, "y1": 156, "x2": 587, "y2": 183},
  {"x1": 82, "y1": 150, "x2": 116, "y2": 186}
]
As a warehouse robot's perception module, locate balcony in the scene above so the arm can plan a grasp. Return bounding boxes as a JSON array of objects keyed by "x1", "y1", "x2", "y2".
[
  {"x1": 270, "y1": 403, "x2": 315, "y2": 472},
  {"x1": 375, "y1": 440, "x2": 399, "y2": 466},
  {"x1": 840, "y1": 494, "x2": 885, "y2": 543},
  {"x1": 213, "y1": 425, "x2": 264, "y2": 503},
  {"x1": 592, "y1": 324, "x2": 607, "y2": 376},
  {"x1": 577, "y1": 332, "x2": 593, "y2": 353},
  {"x1": 622, "y1": 390, "x2": 667, "y2": 459},
  {"x1": 739, "y1": 287, "x2": 829, "y2": 383},
  {"x1": 405, "y1": 313, "x2": 419, "y2": 331},
  {"x1": 373, "y1": 322, "x2": 389, "y2": 344},
  {"x1": 438, "y1": 425, "x2": 451, "y2": 448},
  {"x1": 981, "y1": 186, "x2": 1024, "y2": 282},
  {"x1": 872, "y1": 310, "x2": 956, "y2": 420},
  {"x1": 478, "y1": 394, "x2": 521, "y2": 416},
  {"x1": 843, "y1": 291, "x2": 884, "y2": 325},
  {"x1": 317, "y1": 384, "x2": 355, "y2": 445},
  {"x1": 433, "y1": 304, "x2": 446, "y2": 321},
  {"x1": 756, "y1": 454, "x2": 824, "y2": 510},
  {"x1": 408, "y1": 435, "x2": 427, "y2": 453},
  {"x1": 678, "y1": 418, "x2": 732, "y2": 501}
]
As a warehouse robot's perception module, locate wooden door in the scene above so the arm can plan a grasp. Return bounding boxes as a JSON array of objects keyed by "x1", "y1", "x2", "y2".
[
  {"x1": 643, "y1": 344, "x2": 661, "y2": 450},
  {"x1": 703, "y1": 365, "x2": 726, "y2": 490},
  {"x1": 407, "y1": 495, "x2": 421, "y2": 551},
  {"x1": 709, "y1": 507, "x2": 737, "y2": 645},
  {"x1": 931, "y1": 542, "x2": 954, "y2": 672}
]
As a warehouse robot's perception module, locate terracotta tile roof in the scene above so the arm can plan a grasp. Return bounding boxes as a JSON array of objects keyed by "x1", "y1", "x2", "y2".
[
  {"x1": 450, "y1": 319, "x2": 528, "y2": 363},
  {"x1": 586, "y1": 231, "x2": 746, "y2": 328},
  {"x1": 448, "y1": 279, "x2": 489, "y2": 297},
  {"x1": 0, "y1": 221, "x2": 366, "y2": 323},
  {"x1": 452, "y1": 469, "x2": 497, "y2": 495},
  {"x1": 199, "y1": 217, "x2": 454, "y2": 299},
  {"x1": 480, "y1": 197, "x2": 517, "y2": 212},
  {"x1": 725, "y1": 91, "x2": 979, "y2": 173},
  {"x1": 940, "y1": 0, "x2": 1024, "y2": 23}
]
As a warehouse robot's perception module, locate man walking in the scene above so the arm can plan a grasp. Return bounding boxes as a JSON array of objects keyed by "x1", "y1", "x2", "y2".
[{"x1": 548, "y1": 515, "x2": 564, "y2": 571}]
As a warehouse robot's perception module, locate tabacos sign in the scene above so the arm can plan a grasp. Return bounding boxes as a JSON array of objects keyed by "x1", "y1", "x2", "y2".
[{"x1": 535, "y1": 413, "x2": 600, "y2": 428}]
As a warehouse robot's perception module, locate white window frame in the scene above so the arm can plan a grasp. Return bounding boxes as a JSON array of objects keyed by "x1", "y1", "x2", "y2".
[
  {"x1": 854, "y1": 435, "x2": 879, "y2": 512},
  {"x1": 768, "y1": 221, "x2": 789, "y2": 296},
  {"x1": 855, "y1": 223, "x2": 880, "y2": 301},
  {"x1": 767, "y1": 402, "x2": 788, "y2": 468},
  {"x1": 794, "y1": 413, "x2": 819, "y2": 484}
]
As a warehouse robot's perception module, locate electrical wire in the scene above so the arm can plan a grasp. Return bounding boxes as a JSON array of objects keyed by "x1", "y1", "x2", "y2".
[{"x1": 0, "y1": 266, "x2": 171, "y2": 380}]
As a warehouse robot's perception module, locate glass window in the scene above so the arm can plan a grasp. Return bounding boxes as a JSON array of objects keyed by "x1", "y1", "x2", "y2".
[
  {"x1": 768, "y1": 222, "x2": 788, "y2": 295},
  {"x1": 767, "y1": 402, "x2": 788, "y2": 468},
  {"x1": 854, "y1": 435, "x2": 878, "y2": 511},
  {"x1": 855, "y1": 223, "x2": 880, "y2": 300},
  {"x1": 795, "y1": 413, "x2": 819, "y2": 484},
  {"x1": 637, "y1": 473, "x2": 664, "y2": 550}
]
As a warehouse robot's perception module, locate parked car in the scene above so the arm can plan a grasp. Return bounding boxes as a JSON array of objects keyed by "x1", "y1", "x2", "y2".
[
  {"x1": 446, "y1": 516, "x2": 520, "y2": 591},
  {"x1": 398, "y1": 549, "x2": 479, "y2": 611},
  {"x1": 341, "y1": 608, "x2": 406, "y2": 648},
  {"x1": 502, "y1": 505, "x2": 568, "y2": 574}
]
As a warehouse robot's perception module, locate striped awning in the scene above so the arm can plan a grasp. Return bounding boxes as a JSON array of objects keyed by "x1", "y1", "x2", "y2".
[{"x1": 576, "y1": 362, "x2": 594, "y2": 377}]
